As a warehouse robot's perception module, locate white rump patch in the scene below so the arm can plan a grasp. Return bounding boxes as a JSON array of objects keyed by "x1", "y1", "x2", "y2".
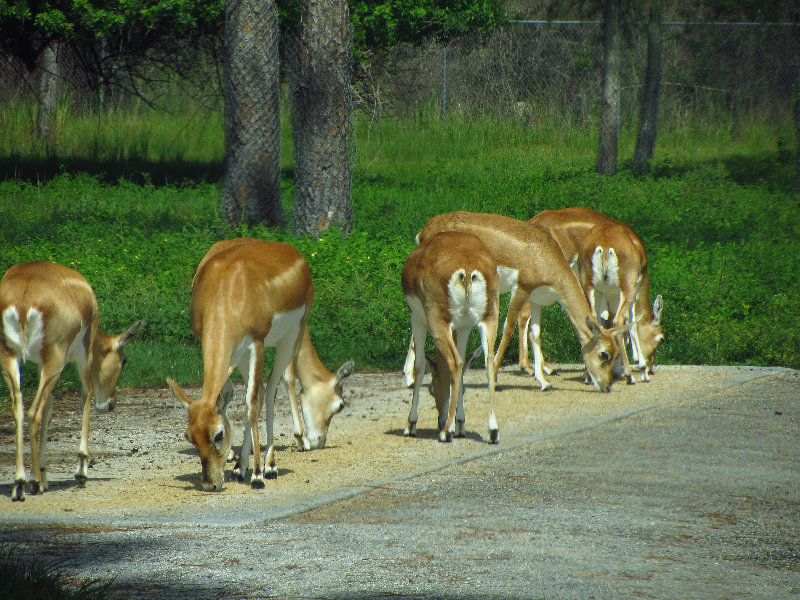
[
  {"x1": 447, "y1": 269, "x2": 488, "y2": 329},
  {"x1": 592, "y1": 247, "x2": 620, "y2": 292},
  {"x1": 606, "y1": 248, "x2": 620, "y2": 287},
  {"x1": 2, "y1": 307, "x2": 46, "y2": 364}
]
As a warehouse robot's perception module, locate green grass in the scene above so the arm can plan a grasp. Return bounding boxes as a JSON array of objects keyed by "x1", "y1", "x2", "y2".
[
  {"x1": 0, "y1": 545, "x2": 110, "y2": 600},
  {"x1": 0, "y1": 99, "x2": 797, "y2": 400}
]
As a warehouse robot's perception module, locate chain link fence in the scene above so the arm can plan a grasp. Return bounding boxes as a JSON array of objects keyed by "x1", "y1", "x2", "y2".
[
  {"x1": 2, "y1": 20, "x2": 797, "y2": 133},
  {"x1": 353, "y1": 21, "x2": 800, "y2": 129}
]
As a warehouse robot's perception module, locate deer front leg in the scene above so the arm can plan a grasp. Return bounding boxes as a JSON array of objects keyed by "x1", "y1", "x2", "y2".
[
  {"x1": 282, "y1": 362, "x2": 308, "y2": 450},
  {"x1": 527, "y1": 302, "x2": 554, "y2": 391},
  {"x1": 246, "y1": 342, "x2": 267, "y2": 489},
  {"x1": 494, "y1": 289, "x2": 540, "y2": 387},
  {"x1": 612, "y1": 297, "x2": 636, "y2": 385},
  {"x1": 517, "y1": 306, "x2": 533, "y2": 375}
]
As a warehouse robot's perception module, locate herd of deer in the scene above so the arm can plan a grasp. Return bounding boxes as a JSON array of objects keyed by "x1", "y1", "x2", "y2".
[{"x1": 1, "y1": 207, "x2": 663, "y2": 501}]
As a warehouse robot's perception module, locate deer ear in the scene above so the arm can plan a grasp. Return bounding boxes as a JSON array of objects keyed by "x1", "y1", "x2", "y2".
[
  {"x1": 652, "y1": 294, "x2": 664, "y2": 326},
  {"x1": 115, "y1": 320, "x2": 143, "y2": 349},
  {"x1": 585, "y1": 316, "x2": 600, "y2": 340},
  {"x1": 167, "y1": 377, "x2": 193, "y2": 409},
  {"x1": 336, "y1": 360, "x2": 354, "y2": 384},
  {"x1": 218, "y1": 379, "x2": 234, "y2": 412},
  {"x1": 464, "y1": 346, "x2": 484, "y2": 371}
]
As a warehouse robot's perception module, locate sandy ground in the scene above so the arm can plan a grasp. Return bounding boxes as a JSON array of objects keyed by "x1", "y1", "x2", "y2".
[{"x1": 0, "y1": 363, "x2": 773, "y2": 523}]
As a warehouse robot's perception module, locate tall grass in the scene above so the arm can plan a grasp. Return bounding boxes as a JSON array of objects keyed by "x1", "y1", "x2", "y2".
[{"x1": 0, "y1": 98, "x2": 797, "y2": 399}]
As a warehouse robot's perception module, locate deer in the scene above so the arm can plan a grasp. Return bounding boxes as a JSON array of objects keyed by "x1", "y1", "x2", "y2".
[
  {"x1": 518, "y1": 207, "x2": 664, "y2": 383},
  {"x1": 402, "y1": 231, "x2": 500, "y2": 443},
  {"x1": 0, "y1": 261, "x2": 142, "y2": 501},
  {"x1": 407, "y1": 212, "x2": 631, "y2": 393},
  {"x1": 166, "y1": 238, "x2": 353, "y2": 491}
]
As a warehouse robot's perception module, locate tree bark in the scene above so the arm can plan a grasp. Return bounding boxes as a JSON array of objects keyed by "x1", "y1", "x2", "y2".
[
  {"x1": 633, "y1": 0, "x2": 664, "y2": 174},
  {"x1": 795, "y1": 49, "x2": 800, "y2": 195},
  {"x1": 596, "y1": 0, "x2": 621, "y2": 176},
  {"x1": 220, "y1": 0, "x2": 283, "y2": 226},
  {"x1": 37, "y1": 43, "x2": 61, "y2": 139},
  {"x1": 291, "y1": 0, "x2": 353, "y2": 237}
]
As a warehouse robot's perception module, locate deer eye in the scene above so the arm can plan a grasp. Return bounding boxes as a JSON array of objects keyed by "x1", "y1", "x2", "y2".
[{"x1": 599, "y1": 351, "x2": 611, "y2": 362}]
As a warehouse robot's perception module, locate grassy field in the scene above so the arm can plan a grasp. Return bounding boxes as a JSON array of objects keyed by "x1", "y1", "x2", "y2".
[{"x1": 0, "y1": 99, "x2": 798, "y2": 397}]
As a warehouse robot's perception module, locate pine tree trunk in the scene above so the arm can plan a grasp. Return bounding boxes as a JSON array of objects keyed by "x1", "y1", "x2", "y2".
[
  {"x1": 291, "y1": 0, "x2": 353, "y2": 237},
  {"x1": 37, "y1": 44, "x2": 61, "y2": 139},
  {"x1": 220, "y1": 0, "x2": 283, "y2": 226},
  {"x1": 596, "y1": 0, "x2": 621, "y2": 176},
  {"x1": 633, "y1": 0, "x2": 664, "y2": 174}
]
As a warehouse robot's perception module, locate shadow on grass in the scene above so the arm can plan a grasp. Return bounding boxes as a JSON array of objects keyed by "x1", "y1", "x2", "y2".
[{"x1": 0, "y1": 155, "x2": 224, "y2": 186}]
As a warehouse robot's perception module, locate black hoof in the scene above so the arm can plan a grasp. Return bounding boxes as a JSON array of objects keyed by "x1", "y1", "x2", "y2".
[
  {"x1": 488, "y1": 430, "x2": 499, "y2": 444},
  {"x1": 265, "y1": 470, "x2": 278, "y2": 480},
  {"x1": 251, "y1": 478, "x2": 265, "y2": 490}
]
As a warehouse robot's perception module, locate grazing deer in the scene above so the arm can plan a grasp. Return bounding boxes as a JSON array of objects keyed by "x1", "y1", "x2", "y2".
[
  {"x1": 402, "y1": 231, "x2": 500, "y2": 443},
  {"x1": 410, "y1": 212, "x2": 630, "y2": 393},
  {"x1": 167, "y1": 238, "x2": 353, "y2": 491},
  {"x1": 518, "y1": 207, "x2": 664, "y2": 382},
  {"x1": 0, "y1": 261, "x2": 141, "y2": 501}
]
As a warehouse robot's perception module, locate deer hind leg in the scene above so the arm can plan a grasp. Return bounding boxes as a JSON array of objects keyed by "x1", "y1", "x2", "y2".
[
  {"x1": 2, "y1": 353, "x2": 27, "y2": 501},
  {"x1": 429, "y1": 325, "x2": 461, "y2": 444},
  {"x1": 452, "y1": 327, "x2": 471, "y2": 438},
  {"x1": 232, "y1": 357, "x2": 253, "y2": 482},
  {"x1": 402, "y1": 335, "x2": 416, "y2": 388},
  {"x1": 30, "y1": 358, "x2": 66, "y2": 492},
  {"x1": 259, "y1": 332, "x2": 300, "y2": 486},
  {"x1": 404, "y1": 316, "x2": 428, "y2": 438},
  {"x1": 479, "y1": 320, "x2": 499, "y2": 444}
]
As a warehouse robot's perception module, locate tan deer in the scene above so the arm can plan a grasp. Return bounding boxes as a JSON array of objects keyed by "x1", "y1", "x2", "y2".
[
  {"x1": 0, "y1": 261, "x2": 141, "y2": 501},
  {"x1": 402, "y1": 231, "x2": 500, "y2": 443},
  {"x1": 409, "y1": 212, "x2": 630, "y2": 392},
  {"x1": 167, "y1": 238, "x2": 353, "y2": 491},
  {"x1": 518, "y1": 207, "x2": 664, "y2": 382}
]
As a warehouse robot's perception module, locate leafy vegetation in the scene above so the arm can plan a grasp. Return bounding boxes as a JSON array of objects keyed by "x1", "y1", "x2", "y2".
[
  {"x1": 0, "y1": 545, "x2": 110, "y2": 600},
  {"x1": 0, "y1": 98, "x2": 797, "y2": 399}
]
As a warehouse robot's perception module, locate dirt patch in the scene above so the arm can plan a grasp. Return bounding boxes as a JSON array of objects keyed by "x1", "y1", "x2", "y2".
[{"x1": 0, "y1": 365, "x2": 758, "y2": 522}]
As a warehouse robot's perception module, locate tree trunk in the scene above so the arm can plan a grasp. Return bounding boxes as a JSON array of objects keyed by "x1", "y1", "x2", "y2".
[
  {"x1": 37, "y1": 43, "x2": 61, "y2": 139},
  {"x1": 291, "y1": 0, "x2": 353, "y2": 237},
  {"x1": 596, "y1": 0, "x2": 621, "y2": 176},
  {"x1": 632, "y1": 0, "x2": 664, "y2": 174},
  {"x1": 795, "y1": 50, "x2": 800, "y2": 195},
  {"x1": 220, "y1": 0, "x2": 283, "y2": 226}
]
